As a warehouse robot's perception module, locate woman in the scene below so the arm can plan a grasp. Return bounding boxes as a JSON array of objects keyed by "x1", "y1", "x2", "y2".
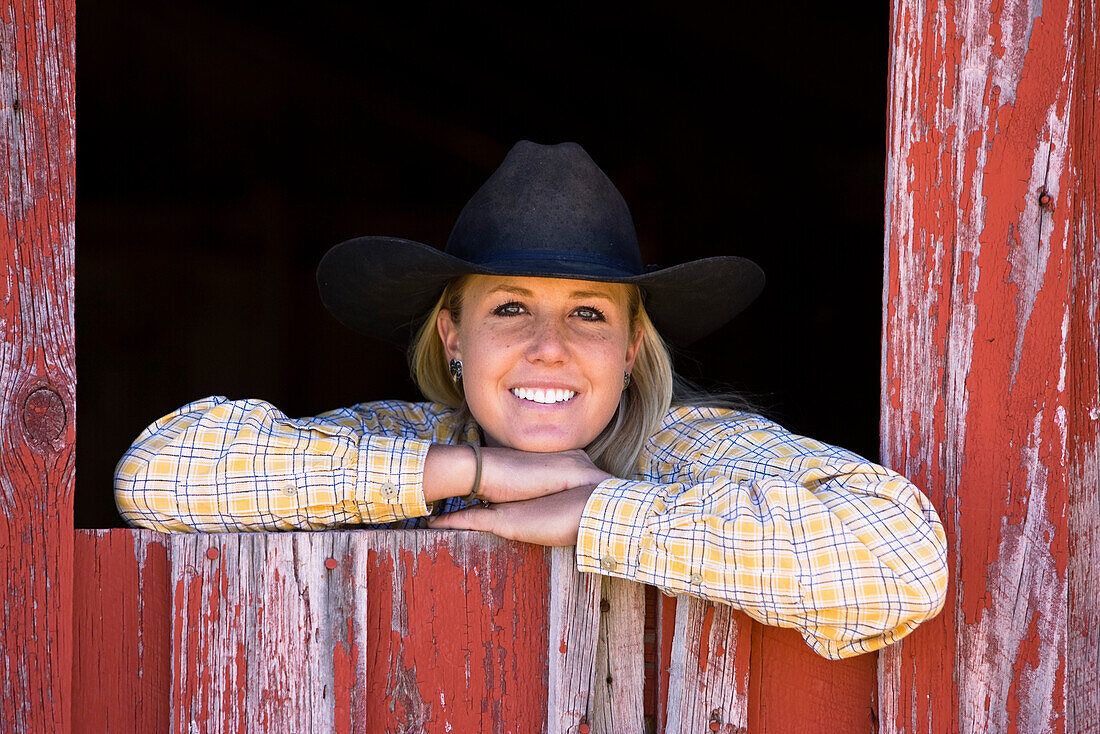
[{"x1": 115, "y1": 141, "x2": 948, "y2": 660}]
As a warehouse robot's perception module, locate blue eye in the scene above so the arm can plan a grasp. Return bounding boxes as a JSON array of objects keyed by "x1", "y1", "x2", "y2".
[
  {"x1": 493, "y1": 301, "x2": 526, "y2": 316},
  {"x1": 574, "y1": 306, "x2": 606, "y2": 321}
]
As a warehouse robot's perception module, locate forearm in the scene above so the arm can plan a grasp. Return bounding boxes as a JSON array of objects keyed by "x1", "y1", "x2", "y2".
[
  {"x1": 575, "y1": 467, "x2": 948, "y2": 659},
  {"x1": 114, "y1": 397, "x2": 433, "y2": 532},
  {"x1": 423, "y1": 444, "x2": 479, "y2": 502}
]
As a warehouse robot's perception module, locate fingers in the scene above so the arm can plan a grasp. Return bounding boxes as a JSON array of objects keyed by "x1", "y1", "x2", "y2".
[
  {"x1": 426, "y1": 507, "x2": 497, "y2": 534},
  {"x1": 477, "y1": 447, "x2": 612, "y2": 503},
  {"x1": 426, "y1": 484, "x2": 595, "y2": 547}
]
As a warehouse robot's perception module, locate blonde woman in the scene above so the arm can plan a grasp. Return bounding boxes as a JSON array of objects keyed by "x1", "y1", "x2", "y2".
[{"x1": 115, "y1": 141, "x2": 947, "y2": 660}]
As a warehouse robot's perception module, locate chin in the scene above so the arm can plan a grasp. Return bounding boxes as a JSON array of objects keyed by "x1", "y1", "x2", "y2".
[{"x1": 493, "y1": 427, "x2": 591, "y2": 453}]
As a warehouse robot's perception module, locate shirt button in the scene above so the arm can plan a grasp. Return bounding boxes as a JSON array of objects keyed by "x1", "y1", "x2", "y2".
[
  {"x1": 689, "y1": 572, "x2": 703, "y2": 585},
  {"x1": 600, "y1": 556, "x2": 617, "y2": 572},
  {"x1": 380, "y1": 480, "x2": 399, "y2": 499},
  {"x1": 278, "y1": 481, "x2": 297, "y2": 496}
]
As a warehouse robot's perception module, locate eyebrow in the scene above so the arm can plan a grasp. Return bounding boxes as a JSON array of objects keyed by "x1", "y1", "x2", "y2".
[{"x1": 487, "y1": 285, "x2": 617, "y2": 300}]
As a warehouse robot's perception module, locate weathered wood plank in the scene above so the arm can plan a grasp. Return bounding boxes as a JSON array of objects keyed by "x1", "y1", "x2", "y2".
[
  {"x1": 73, "y1": 530, "x2": 171, "y2": 733},
  {"x1": 881, "y1": 0, "x2": 1092, "y2": 730},
  {"x1": 1066, "y1": 1, "x2": 1100, "y2": 730},
  {"x1": 547, "y1": 546, "x2": 601, "y2": 734},
  {"x1": 655, "y1": 593, "x2": 677, "y2": 733},
  {"x1": 589, "y1": 576, "x2": 646, "y2": 733},
  {"x1": 0, "y1": 0, "x2": 76, "y2": 731},
  {"x1": 663, "y1": 597, "x2": 750, "y2": 733},
  {"x1": 169, "y1": 530, "x2": 550, "y2": 733},
  {"x1": 748, "y1": 624, "x2": 876, "y2": 733}
]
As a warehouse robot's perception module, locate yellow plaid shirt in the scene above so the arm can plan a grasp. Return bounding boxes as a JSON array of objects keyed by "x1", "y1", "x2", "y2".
[{"x1": 115, "y1": 397, "x2": 947, "y2": 659}]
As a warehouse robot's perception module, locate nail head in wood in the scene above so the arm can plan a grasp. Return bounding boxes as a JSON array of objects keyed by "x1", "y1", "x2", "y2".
[
  {"x1": 325, "y1": 558, "x2": 338, "y2": 570},
  {"x1": 205, "y1": 547, "x2": 219, "y2": 560}
]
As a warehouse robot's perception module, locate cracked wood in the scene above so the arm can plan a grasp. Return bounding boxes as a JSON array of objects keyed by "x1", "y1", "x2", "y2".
[{"x1": 880, "y1": 0, "x2": 1099, "y2": 731}]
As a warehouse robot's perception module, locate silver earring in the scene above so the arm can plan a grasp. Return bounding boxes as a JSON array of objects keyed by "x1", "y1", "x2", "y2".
[
  {"x1": 449, "y1": 359, "x2": 463, "y2": 384},
  {"x1": 623, "y1": 372, "x2": 631, "y2": 390}
]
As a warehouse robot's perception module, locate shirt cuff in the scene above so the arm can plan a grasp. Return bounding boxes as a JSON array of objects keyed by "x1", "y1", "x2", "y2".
[
  {"x1": 576, "y1": 478, "x2": 664, "y2": 582},
  {"x1": 354, "y1": 435, "x2": 431, "y2": 522}
]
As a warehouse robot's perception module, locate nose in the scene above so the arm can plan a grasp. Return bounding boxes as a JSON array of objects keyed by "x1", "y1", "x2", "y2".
[{"x1": 525, "y1": 316, "x2": 569, "y2": 364}]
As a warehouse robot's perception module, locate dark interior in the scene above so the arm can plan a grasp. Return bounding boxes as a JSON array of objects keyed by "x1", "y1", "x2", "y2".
[{"x1": 76, "y1": 0, "x2": 889, "y2": 528}]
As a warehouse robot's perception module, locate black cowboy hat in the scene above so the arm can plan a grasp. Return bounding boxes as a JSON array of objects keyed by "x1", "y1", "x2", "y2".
[{"x1": 317, "y1": 140, "x2": 764, "y2": 345}]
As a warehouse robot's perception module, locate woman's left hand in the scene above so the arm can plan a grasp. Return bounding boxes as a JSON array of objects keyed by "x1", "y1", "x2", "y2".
[{"x1": 426, "y1": 484, "x2": 598, "y2": 546}]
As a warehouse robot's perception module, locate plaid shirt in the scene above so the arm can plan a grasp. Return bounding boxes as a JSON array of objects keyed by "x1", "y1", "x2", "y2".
[{"x1": 115, "y1": 397, "x2": 947, "y2": 659}]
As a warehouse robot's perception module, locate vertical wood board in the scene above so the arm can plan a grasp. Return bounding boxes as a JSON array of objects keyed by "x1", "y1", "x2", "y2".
[
  {"x1": 589, "y1": 576, "x2": 646, "y2": 733},
  {"x1": 546, "y1": 545, "x2": 601, "y2": 734},
  {"x1": 0, "y1": 0, "x2": 76, "y2": 731},
  {"x1": 663, "y1": 597, "x2": 750, "y2": 734},
  {"x1": 1065, "y1": 0, "x2": 1100, "y2": 729},
  {"x1": 70, "y1": 526, "x2": 895, "y2": 732},
  {"x1": 880, "y1": 0, "x2": 1092, "y2": 730},
  {"x1": 73, "y1": 530, "x2": 172, "y2": 733},
  {"x1": 748, "y1": 624, "x2": 876, "y2": 734},
  {"x1": 169, "y1": 530, "x2": 550, "y2": 733}
]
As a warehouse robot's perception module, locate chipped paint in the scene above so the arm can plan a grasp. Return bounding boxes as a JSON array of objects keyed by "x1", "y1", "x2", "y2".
[
  {"x1": 159, "y1": 531, "x2": 549, "y2": 732},
  {"x1": 881, "y1": 0, "x2": 1095, "y2": 731},
  {"x1": 1, "y1": 0, "x2": 76, "y2": 729}
]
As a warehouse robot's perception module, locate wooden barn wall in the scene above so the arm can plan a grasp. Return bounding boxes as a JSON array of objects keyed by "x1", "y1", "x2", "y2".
[
  {"x1": 6, "y1": 0, "x2": 1098, "y2": 728},
  {"x1": 73, "y1": 530, "x2": 881, "y2": 733},
  {"x1": 0, "y1": 0, "x2": 76, "y2": 732},
  {"x1": 881, "y1": 0, "x2": 1099, "y2": 731}
]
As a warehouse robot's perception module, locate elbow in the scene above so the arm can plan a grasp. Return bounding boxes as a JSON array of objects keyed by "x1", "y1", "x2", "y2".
[
  {"x1": 913, "y1": 555, "x2": 949, "y2": 624},
  {"x1": 893, "y1": 540, "x2": 949, "y2": 632},
  {"x1": 114, "y1": 449, "x2": 188, "y2": 532},
  {"x1": 113, "y1": 450, "x2": 153, "y2": 529}
]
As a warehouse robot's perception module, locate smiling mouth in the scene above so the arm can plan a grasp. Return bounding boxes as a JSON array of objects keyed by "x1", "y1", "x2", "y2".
[{"x1": 510, "y1": 387, "x2": 577, "y2": 404}]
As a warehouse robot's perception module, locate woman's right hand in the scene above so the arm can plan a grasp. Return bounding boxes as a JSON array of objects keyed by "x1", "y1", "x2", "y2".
[{"x1": 423, "y1": 444, "x2": 612, "y2": 503}]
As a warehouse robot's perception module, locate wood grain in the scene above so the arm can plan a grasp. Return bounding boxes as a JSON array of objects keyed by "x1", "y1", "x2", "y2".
[
  {"x1": 168, "y1": 530, "x2": 549, "y2": 733},
  {"x1": 663, "y1": 597, "x2": 750, "y2": 734},
  {"x1": 547, "y1": 545, "x2": 601, "y2": 734},
  {"x1": 749, "y1": 624, "x2": 876, "y2": 734},
  {"x1": 73, "y1": 530, "x2": 172, "y2": 733},
  {"x1": 73, "y1": 526, "x2": 895, "y2": 731},
  {"x1": 1065, "y1": 1, "x2": 1100, "y2": 730},
  {"x1": 0, "y1": 0, "x2": 76, "y2": 730},
  {"x1": 589, "y1": 576, "x2": 646, "y2": 733},
  {"x1": 881, "y1": 0, "x2": 1096, "y2": 730}
]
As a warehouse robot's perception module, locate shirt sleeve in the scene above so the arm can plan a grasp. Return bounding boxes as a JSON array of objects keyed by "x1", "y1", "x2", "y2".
[
  {"x1": 114, "y1": 396, "x2": 432, "y2": 532},
  {"x1": 574, "y1": 412, "x2": 949, "y2": 660}
]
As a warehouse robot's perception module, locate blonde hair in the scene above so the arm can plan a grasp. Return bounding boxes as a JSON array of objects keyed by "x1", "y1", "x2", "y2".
[{"x1": 408, "y1": 277, "x2": 674, "y2": 478}]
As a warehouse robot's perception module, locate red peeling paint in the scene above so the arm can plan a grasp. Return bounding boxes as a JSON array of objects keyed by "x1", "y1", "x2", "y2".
[
  {"x1": 657, "y1": 593, "x2": 676, "y2": 732},
  {"x1": 1, "y1": 0, "x2": 76, "y2": 728},
  {"x1": 881, "y1": 0, "x2": 1092, "y2": 730},
  {"x1": 72, "y1": 531, "x2": 171, "y2": 733},
  {"x1": 749, "y1": 624, "x2": 875, "y2": 733},
  {"x1": 697, "y1": 606, "x2": 715, "y2": 674},
  {"x1": 333, "y1": 618, "x2": 358, "y2": 734}
]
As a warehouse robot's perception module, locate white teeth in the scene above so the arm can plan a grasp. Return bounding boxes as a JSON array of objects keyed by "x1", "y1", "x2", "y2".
[{"x1": 511, "y1": 387, "x2": 576, "y2": 404}]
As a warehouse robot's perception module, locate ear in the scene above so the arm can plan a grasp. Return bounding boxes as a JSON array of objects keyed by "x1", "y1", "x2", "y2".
[
  {"x1": 624, "y1": 325, "x2": 644, "y2": 374},
  {"x1": 436, "y1": 308, "x2": 461, "y2": 361}
]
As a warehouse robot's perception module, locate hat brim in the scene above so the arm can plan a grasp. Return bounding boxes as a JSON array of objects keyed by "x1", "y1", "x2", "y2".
[{"x1": 317, "y1": 236, "x2": 764, "y2": 346}]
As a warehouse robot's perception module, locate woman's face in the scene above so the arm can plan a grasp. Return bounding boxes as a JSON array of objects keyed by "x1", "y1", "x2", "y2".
[{"x1": 437, "y1": 275, "x2": 643, "y2": 452}]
